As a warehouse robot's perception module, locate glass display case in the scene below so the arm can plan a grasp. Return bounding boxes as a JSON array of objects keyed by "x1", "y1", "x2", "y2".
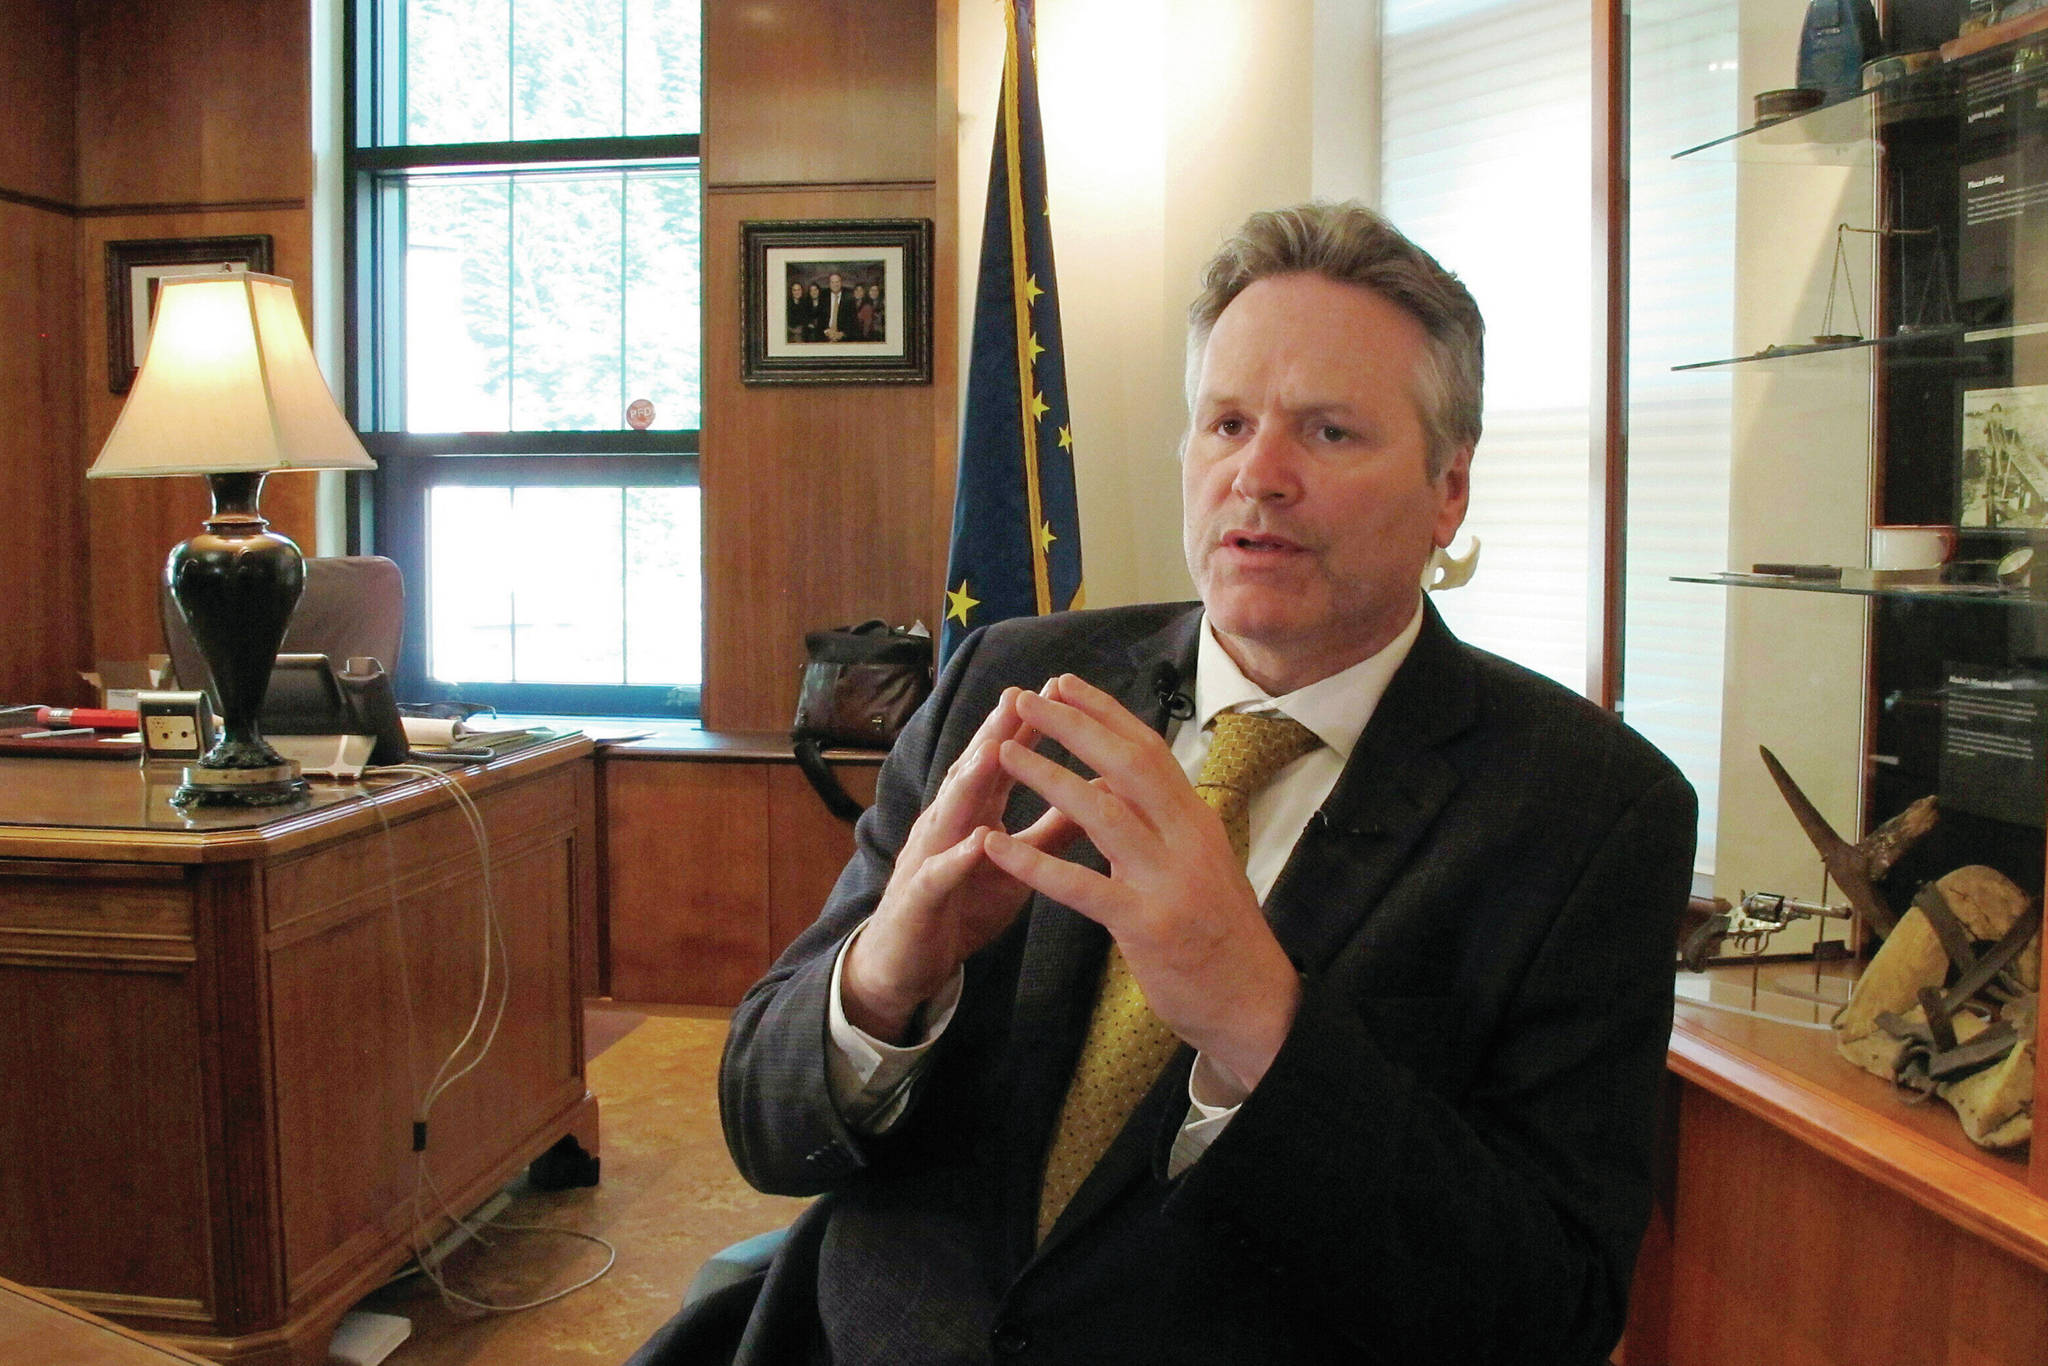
[{"x1": 1623, "y1": 0, "x2": 2044, "y2": 1183}]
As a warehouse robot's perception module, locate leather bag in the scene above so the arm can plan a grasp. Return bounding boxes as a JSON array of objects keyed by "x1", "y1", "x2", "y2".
[{"x1": 791, "y1": 620, "x2": 932, "y2": 822}]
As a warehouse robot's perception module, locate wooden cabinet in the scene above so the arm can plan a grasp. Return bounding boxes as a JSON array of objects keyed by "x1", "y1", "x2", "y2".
[
  {"x1": 1621, "y1": 1019, "x2": 2048, "y2": 1365},
  {"x1": 0, "y1": 740, "x2": 598, "y2": 1365},
  {"x1": 601, "y1": 734, "x2": 880, "y2": 1005}
]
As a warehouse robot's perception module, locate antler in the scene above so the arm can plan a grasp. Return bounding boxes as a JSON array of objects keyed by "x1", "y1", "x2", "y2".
[{"x1": 1756, "y1": 745, "x2": 1936, "y2": 937}]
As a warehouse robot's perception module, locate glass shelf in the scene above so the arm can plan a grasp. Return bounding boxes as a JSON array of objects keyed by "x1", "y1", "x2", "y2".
[
  {"x1": 1674, "y1": 959, "x2": 1852, "y2": 1033},
  {"x1": 1674, "y1": 571, "x2": 2047, "y2": 606},
  {"x1": 1672, "y1": 325, "x2": 1973, "y2": 372},
  {"x1": 1672, "y1": 64, "x2": 1957, "y2": 165}
]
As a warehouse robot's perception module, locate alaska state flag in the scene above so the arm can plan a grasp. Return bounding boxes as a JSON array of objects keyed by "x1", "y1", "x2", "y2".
[{"x1": 941, "y1": 0, "x2": 1082, "y2": 665}]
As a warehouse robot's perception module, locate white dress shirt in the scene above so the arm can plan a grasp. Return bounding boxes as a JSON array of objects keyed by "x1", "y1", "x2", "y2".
[{"x1": 826, "y1": 603, "x2": 1425, "y2": 1174}]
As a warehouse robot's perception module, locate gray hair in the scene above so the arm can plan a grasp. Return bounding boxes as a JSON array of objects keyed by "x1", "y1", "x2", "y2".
[{"x1": 1185, "y1": 202, "x2": 1484, "y2": 478}]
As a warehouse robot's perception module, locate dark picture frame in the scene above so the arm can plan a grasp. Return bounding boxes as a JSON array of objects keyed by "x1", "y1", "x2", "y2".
[
  {"x1": 742, "y1": 218, "x2": 932, "y2": 385},
  {"x1": 105, "y1": 234, "x2": 274, "y2": 393},
  {"x1": 1959, "y1": 381, "x2": 2048, "y2": 531}
]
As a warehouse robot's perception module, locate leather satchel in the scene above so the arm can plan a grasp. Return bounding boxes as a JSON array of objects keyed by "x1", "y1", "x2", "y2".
[{"x1": 791, "y1": 620, "x2": 932, "y2": 822}]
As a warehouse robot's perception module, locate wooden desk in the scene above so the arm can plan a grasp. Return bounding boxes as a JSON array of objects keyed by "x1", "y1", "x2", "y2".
[{"x1": 0, "y1": 739, "x2": 600, "y2": 1365}]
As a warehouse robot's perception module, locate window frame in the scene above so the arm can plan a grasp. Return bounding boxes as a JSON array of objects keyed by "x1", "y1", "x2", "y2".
[{"x1": 343, "y1": 0, "x2": 705, "y2": 718}]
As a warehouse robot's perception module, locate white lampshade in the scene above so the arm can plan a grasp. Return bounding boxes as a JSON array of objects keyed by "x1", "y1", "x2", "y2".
[{"x1": 88, "y1": 271, "x2": 377, "y2": 479}]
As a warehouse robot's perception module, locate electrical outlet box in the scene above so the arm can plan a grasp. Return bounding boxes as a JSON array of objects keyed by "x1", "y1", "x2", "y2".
[{"x1": 137, "y1": 689, "x2": 215, "y2": 763}]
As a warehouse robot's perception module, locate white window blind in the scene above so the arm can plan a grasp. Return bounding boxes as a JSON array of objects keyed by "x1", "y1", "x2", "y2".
[
  {"x1": 1381, "y1": 0, "x2": 1595, "y2": 697},
  {"x1": 1621, "y1": 0, "x2": 1737, "y2": 875},
  {"x1": 1382, "y1": 0, "x2": 1736, "y2": 873}
]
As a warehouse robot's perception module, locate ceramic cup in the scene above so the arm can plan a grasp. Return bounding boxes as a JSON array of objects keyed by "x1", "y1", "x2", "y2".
[{"x1": 1869, "y1": 524, "x2": 1956, "y2": 570}]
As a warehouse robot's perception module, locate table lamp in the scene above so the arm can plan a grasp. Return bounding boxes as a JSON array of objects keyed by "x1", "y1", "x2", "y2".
[{"x1": 87, "y1": 271, "x2": 377, "y2": 807}]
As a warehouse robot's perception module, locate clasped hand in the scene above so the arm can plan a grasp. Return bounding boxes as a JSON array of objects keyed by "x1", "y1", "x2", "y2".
[{"x1": 840, "y1": 674, "x2": 1302, "y2": 1092}]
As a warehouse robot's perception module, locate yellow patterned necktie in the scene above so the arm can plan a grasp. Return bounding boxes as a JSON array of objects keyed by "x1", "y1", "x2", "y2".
[{"x1": 1036, "y1": 709, "x2": 1321, "y2": 1241}]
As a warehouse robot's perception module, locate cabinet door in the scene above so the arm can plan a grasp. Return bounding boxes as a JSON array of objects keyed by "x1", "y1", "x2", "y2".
[
  {"x1": 767, "y1": 761, "x2": 877, "y2": 960},
  {"x1": 603, "y1": 757, "x2": 881, "y2": 1006},
  {"x1": 605, "y1": 760, "x2": 772, "y2": 1005},
  {"x1": 0, "y1": 862, "x2": 211, "y2": 1306}
]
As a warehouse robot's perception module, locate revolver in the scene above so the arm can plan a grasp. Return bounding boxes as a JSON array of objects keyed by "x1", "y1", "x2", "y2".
[{"x1": 1679, "y1": 892, "x2": 1853, "y2": 972}]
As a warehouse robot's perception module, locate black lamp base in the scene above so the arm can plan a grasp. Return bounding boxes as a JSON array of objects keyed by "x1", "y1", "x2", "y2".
[
  {"x1": 166, "y1": 470, "x2": 310, "y2": 809},
  {"x1": 172, "y1": 761, "x2": 308, "y2": 808}
]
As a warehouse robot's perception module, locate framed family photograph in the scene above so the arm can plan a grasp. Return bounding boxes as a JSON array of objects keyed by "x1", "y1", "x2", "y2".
[
  {"x1": 105, "y1": 234, "x2": 274, "y2": 393},
  {"x1": 1960, "y1": 383, "x2": 2048, "y2": 530},
  {"x1": 742, "y1": 218, "x2": 932, "y2": 385}
]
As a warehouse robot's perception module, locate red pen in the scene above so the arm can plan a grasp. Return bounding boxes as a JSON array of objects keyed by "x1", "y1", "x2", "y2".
[{"x1": 37, "y1": 706, "x2": 140, "y2": 731}]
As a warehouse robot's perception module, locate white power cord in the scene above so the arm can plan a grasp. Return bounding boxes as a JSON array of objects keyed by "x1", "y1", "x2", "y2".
[{"x1": 367, "y1": 763, "x2": 616, "y2": 1314}]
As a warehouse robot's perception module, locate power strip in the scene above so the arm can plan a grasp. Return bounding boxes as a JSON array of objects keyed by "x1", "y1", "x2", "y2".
[{"x1": 421, "y1": 1191, "x2": 514, "y2": 1272}]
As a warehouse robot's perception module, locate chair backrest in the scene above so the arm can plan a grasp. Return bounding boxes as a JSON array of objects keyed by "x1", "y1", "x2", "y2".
[{"x1": 161, "y1": 555, "x2": 406, "y2": 701}]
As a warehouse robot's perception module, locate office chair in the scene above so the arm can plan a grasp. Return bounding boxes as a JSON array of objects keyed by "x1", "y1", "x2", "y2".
[
  {"x1": 684, "y1": 1227, "x2": 789, "y2": 1306},
  {"x1": 160, "y1": 554, "x2": 406, "y2": 701}
]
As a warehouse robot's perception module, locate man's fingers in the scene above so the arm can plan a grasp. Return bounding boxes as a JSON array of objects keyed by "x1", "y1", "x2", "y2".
[
  {"x1": 998, "y1": 738, "x2": 1165, "y2": 867},
  {"x1": 947, "y1": 687, "x2": 1026, "y2": 774},
  {"x1": 1009, "y1": 794, "x2": 1083, "y2": 853},
  {"x1": 921, "y1": 691, "x2": 1028, "y2": 826},
  {"x1": 907, "y1": 824, "x2": 996, "y2": 897},
  {"x1": 1044, "y1": 673, "x2": 1164, "y2": 744},
  {"x1": 1011, "y1": 686, "x2": 1190, "y2": 822},
  {"x1": 983, "y1": 827, "x2": 1121, "y2": 921},
  {"x1": 910, "y1": 740, "x2": 999, "y2": 850},
  {"x1": 934, "y1": 684, "x2": 1054, "y2": 806}
]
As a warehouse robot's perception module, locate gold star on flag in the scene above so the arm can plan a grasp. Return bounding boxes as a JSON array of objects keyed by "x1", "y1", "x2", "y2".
[
  {"x1": 1038, "y1": 520, "x2": 1057, "y2": 553},
  {"x1": 946, "y1": 579, "x2": 981, "y2": 626},
  {"x1": 1057, "y1": 425, "x2": 1073, "y2": 452},
  {"x1": 1024, "y1": 274, "x2": 1044, "y2": 306},
  {"x1": 1029, "y1": 391, "x2": 1049, "y2": 423},
  {"x1": 1026, "y1": 332, "x2": 1044, "y2": 365}
]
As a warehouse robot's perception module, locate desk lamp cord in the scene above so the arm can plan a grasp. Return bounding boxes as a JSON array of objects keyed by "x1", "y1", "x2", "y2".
[{"x1": 370, "y1": 763, "x2": 616, "y2": 1312}]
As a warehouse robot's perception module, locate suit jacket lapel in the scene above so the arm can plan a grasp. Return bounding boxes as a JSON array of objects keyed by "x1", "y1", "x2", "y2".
[{"x1": 1265, "y1": 603, "x2": 1476, "y2": 974}]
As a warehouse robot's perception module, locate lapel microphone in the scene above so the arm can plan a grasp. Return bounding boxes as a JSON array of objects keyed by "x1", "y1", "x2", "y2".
[{"x1": 1151, "y1": 662, "x2": 1195, "y2": 720}]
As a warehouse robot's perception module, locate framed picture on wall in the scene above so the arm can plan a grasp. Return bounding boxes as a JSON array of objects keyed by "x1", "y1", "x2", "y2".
[
  {"x1": 742, "y1": 218, "x2": 932, "y2": 385},
  {"x1": 1959, "y1": 382, "x2": 2048, "y2": 530},
  {"x1": 105, "y1": 234, "x2": 274, "y2": 394}
]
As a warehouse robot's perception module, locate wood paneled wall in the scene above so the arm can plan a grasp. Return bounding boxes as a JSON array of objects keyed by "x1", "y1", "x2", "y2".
[
  {"x1": 0, "y1": 4, "x2": 85, "y2": 707},
  {"x1": 0, "y1": 0, "x2": 316, "y2": 706},
  {"x1": 72, "y1": 0, "x2": 312, "y2": 212},
  {"x1": 0, "y1": 199, "x2": 87, "y2": 707},
  {"x1": 701, "y1": 0, "x2": 958, "y2": 731},
  {"x1": 0, "y1": 2, "x2": 77, "y2": 206},
  {"x1": 4, "y1": 0, "x2": 955, "y2": 725}
]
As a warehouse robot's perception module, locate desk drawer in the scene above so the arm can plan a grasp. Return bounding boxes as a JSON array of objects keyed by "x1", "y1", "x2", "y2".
[
  {"x1": 265, "y1": 762, "x2": 579, "y2": 936},
  {"x1": 0, "y1": 861, "x2": 194, "y2": 967}
]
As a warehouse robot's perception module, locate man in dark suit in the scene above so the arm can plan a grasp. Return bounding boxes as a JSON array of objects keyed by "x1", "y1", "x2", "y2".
[
  {"x1": 633, "y1": 203, "x2": 1696, "y2": 1365},
  {"x1": 819, "y1": 272, "x2": 858, "y2": 342}
]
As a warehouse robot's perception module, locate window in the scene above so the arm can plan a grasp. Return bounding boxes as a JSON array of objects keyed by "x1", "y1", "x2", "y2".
[
  {"x1": 347, "y1": 0, "x2": 703, "y2": 715},
  {"x1": 1380, "y1": 0, "x2": 1595, "y2": 699},
  {"x1": 1381, "y1": 0, "x2": 1738, "y2": 878},
  {"x1": 1619, "y1": 0, "x2": 1738, "y2": 876}
]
